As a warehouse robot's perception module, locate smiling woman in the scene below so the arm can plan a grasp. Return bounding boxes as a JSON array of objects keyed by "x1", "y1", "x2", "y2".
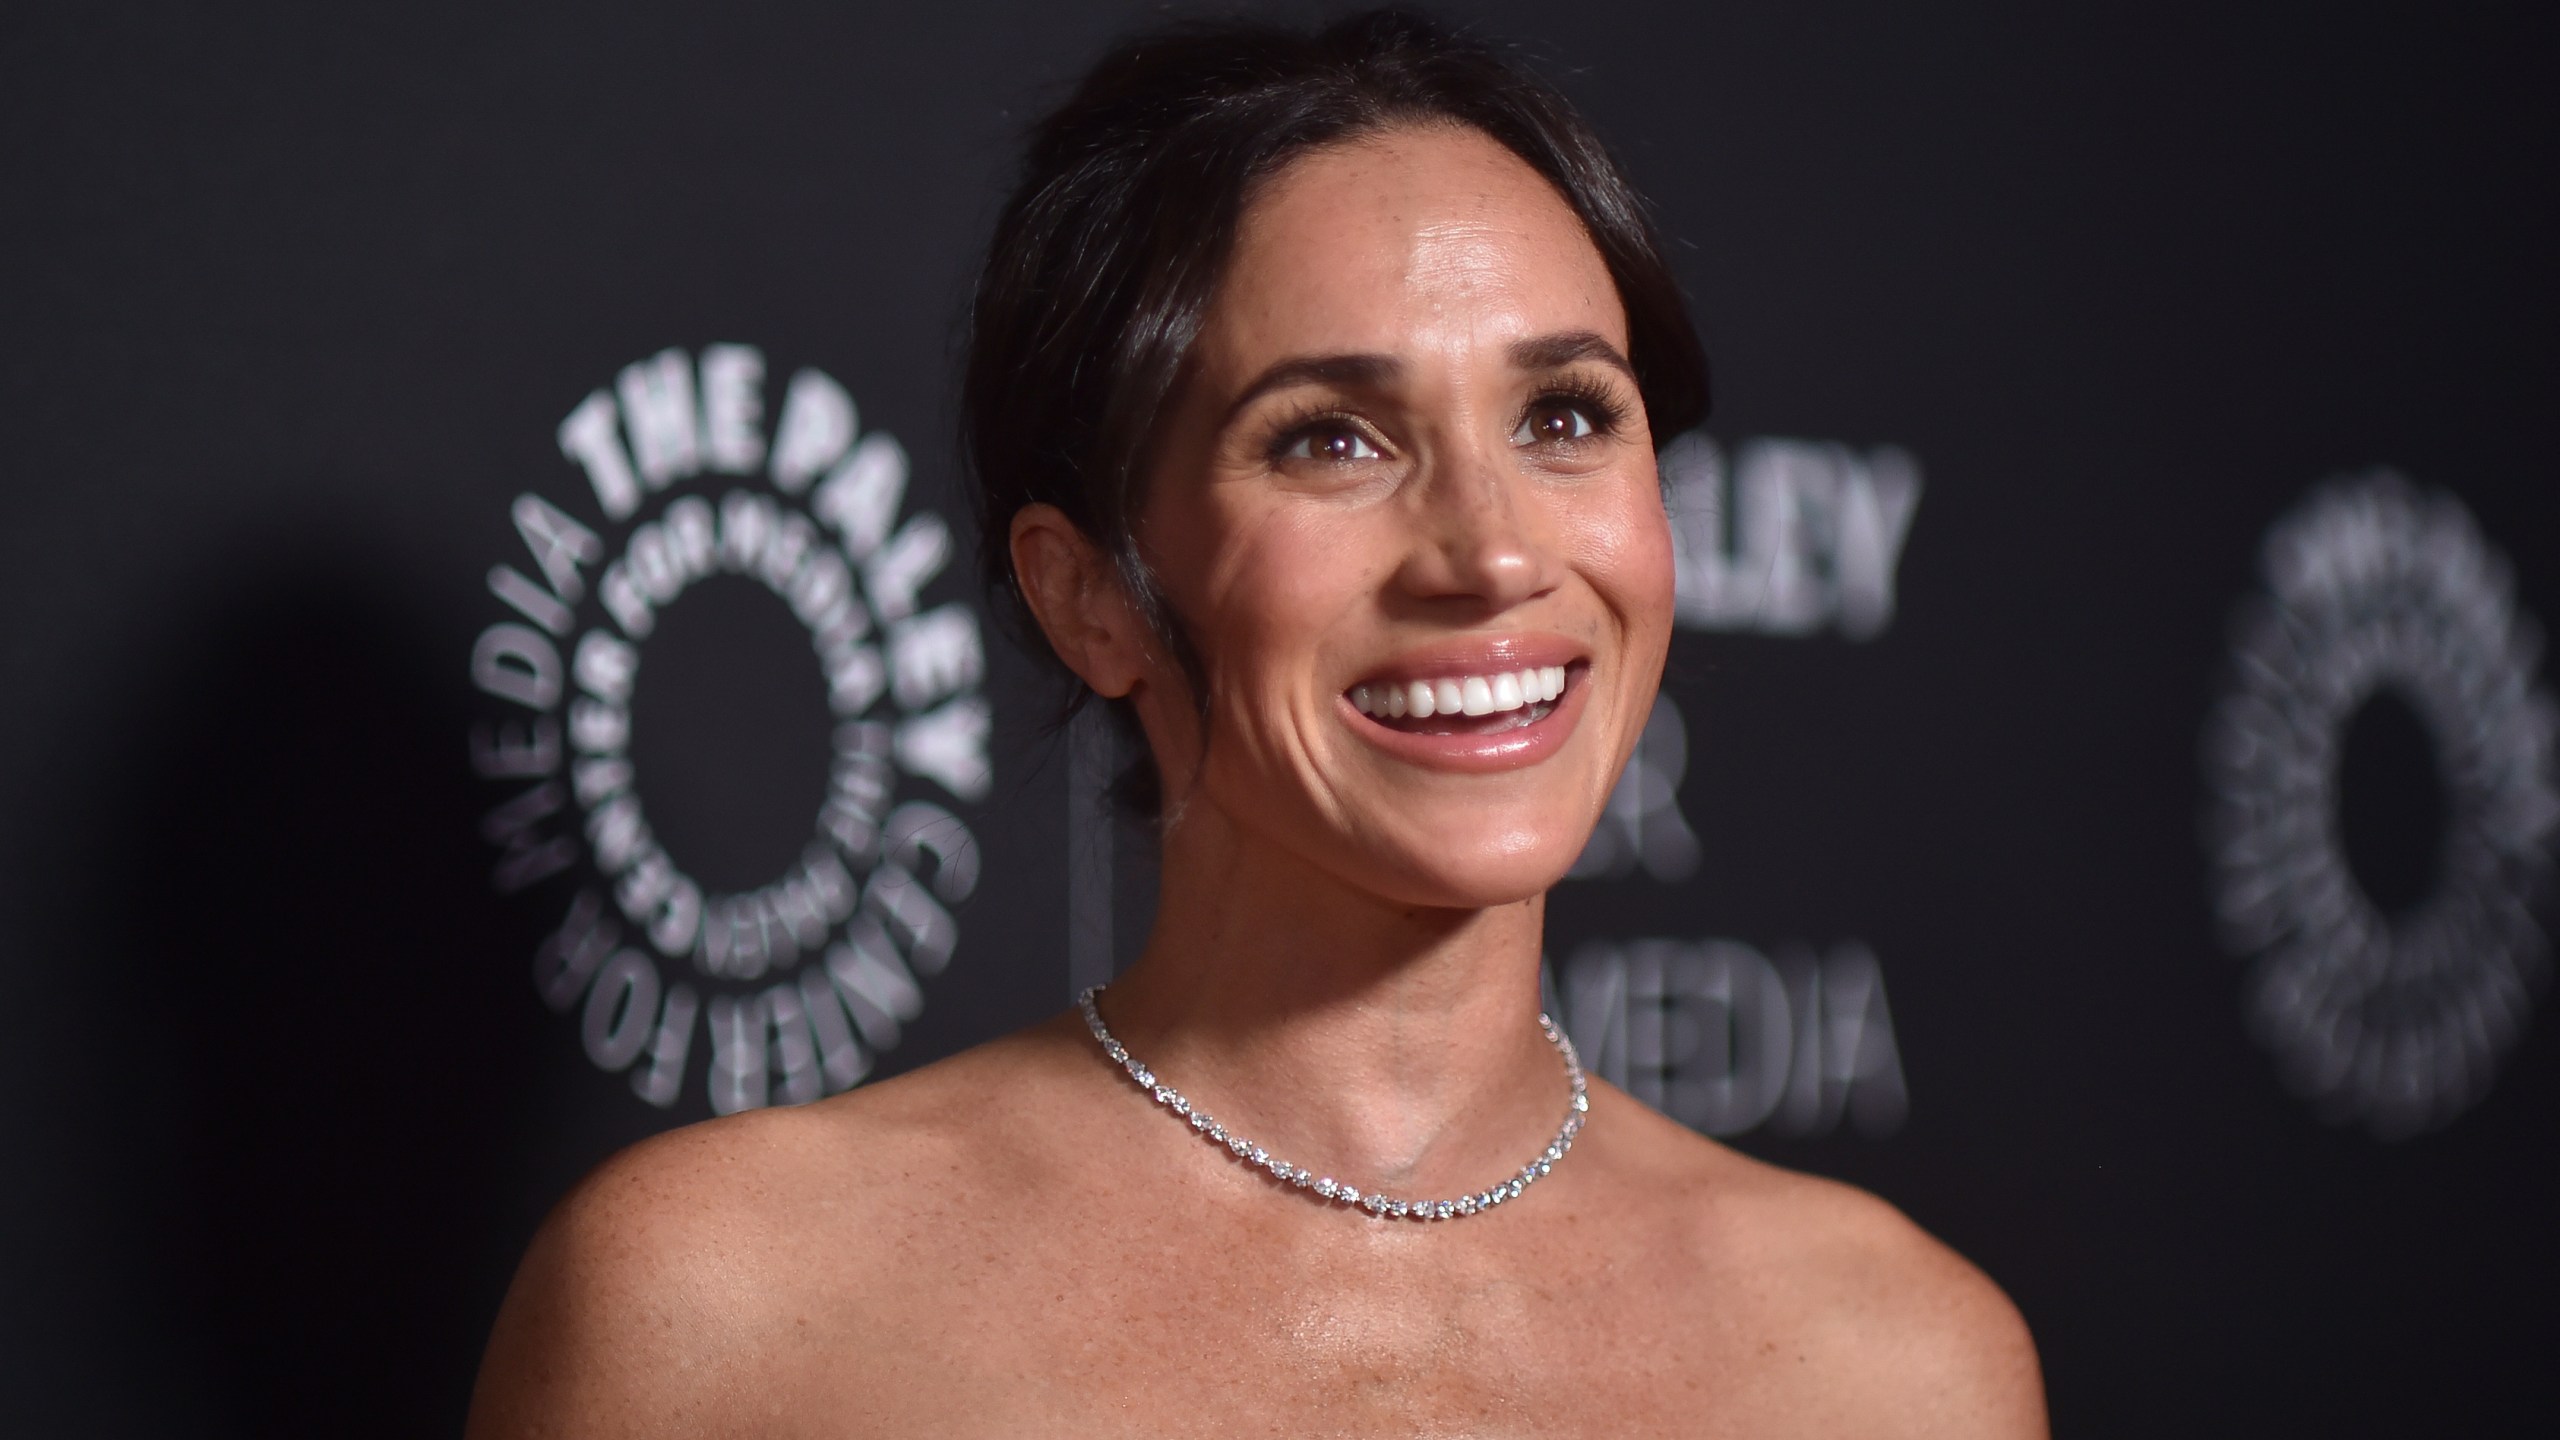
[{"x1": 464, "y1": 10, "x2": 2046, "y2": 1436}]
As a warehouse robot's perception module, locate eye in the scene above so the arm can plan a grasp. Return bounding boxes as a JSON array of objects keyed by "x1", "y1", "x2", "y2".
[
  {"x1": 1278, "y1": 422, "x2": 1382, "y2": 463},
  {"x1": 1514, "y1": 399, "x2": 1598, "y2": 446}
]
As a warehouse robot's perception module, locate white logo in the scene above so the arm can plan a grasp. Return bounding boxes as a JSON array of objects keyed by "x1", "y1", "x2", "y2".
[
  {"x1": 2203, "y1": 472, "x2": 2557, "y2": 1138},
  {"x1": 1663, "y1": 431, "x2": 1924, "y2": 639},
  {"x1": 1556, "y1": 938, "x2": 1909, "y2": 1138},
  {"x1": 469, "y1": 345, "x2": 991, "y2": 1114}
]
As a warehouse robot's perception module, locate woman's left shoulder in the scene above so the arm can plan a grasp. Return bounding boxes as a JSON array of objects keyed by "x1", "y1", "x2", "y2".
[
  {"x1": 1726, "y1": 1153, "x2": 2047, "y2": 1434},
  {"x1": 1600, "y1": 1094, "x2": 2048, "y2": 1435}
]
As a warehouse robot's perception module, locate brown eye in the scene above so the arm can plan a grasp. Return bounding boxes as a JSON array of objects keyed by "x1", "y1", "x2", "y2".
[
  {"x1": 1280, "y1": 423, "x2": 1381, "y2": 462},
  {"x1": 1514, "y1": 400, "x2": 1597, "y2": 446}
]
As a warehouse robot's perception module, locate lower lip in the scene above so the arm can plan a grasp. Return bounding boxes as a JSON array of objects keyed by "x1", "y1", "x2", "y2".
[{"x1": 1339, "y1": 670, "x2": 1588, "y2": 773}]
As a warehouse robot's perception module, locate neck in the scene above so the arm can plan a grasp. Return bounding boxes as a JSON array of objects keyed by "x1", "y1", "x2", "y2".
[{"x1": 1095, "y1": 796, "x2": 1565, "y2": 1198}]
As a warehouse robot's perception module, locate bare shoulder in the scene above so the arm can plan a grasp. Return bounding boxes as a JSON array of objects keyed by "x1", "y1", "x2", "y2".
[
  {"x1": 1604, "y1": 1093, "x2": 2048, "y2": 1437},
  {"x1": 464, "y1": 1019, "x2": 1087, "y2": 1439},
  {"x1": 1740, "y1": 1160, "x2": 2045, "y2": 1435}
]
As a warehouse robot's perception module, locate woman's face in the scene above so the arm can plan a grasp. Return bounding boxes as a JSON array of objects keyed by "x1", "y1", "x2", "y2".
[{"x1": 1135, "y1": 122, "x2": 1675, "y2": 909}]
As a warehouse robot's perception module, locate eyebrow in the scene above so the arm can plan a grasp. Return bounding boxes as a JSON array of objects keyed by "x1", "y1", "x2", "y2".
[
  {"x1": 1508, "y1": 329, "x2": 1638, "y2": 383},
  {"x1": 1222, "y1": 329, "x2": 1638, "y2": 423},
  {"x1": 1223, "y1": 353, "x2": 1403, "y2": 423}
]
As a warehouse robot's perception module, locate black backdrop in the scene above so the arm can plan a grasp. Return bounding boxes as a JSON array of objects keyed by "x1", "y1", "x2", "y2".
[{"x1": 3, "y1": 2, "x2": 2554, "y2": 1434}]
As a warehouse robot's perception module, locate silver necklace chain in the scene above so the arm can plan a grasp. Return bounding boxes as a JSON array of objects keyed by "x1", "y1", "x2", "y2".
[{"x1": 1077, "y1": 984, "x2": 1589, "y2": 1222}]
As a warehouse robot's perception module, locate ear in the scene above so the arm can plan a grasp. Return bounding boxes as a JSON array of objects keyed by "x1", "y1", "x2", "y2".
[{"x1": 1009, "y1": 503, "x2": 1150, "y2": 700}]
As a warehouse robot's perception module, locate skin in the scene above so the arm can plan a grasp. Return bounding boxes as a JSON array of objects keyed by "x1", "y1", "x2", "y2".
[{"x1": 466, "y1": 124, "x2": 2048, "y2": 1438}]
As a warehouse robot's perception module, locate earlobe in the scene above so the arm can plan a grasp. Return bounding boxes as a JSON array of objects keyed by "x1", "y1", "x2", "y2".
[{"x1": 1010, "y1": 504, "x2": 1145, "y2": 700}]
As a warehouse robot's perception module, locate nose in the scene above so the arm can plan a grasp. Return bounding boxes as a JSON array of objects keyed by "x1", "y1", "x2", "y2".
[{"x1": 1392, "y1": 442, "x2": 1559, "y2": 614}]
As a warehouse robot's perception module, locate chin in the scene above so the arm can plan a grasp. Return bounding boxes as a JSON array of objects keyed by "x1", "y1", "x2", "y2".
[{"x1": 1335, "y1": 820, "x2": 1589, "y2": 912}]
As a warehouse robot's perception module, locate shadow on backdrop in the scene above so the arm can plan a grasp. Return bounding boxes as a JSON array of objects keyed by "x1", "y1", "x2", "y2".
[{"x1": 51, "y1": 534, "x2": 558, "y2": 1436}]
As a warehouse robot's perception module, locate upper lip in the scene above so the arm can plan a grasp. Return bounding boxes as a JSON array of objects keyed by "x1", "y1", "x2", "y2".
[{"x1": 1344, "y1": 633, "x2": 1588, "y2": 691}]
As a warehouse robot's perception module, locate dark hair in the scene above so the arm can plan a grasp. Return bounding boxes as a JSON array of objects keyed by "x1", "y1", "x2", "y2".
[{"x1": 962, "y1": 7, "x2": 1708, "y2": 811}]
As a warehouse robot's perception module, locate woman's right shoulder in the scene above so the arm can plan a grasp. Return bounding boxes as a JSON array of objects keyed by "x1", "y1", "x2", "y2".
[{"x1": 463, "y1": 1019, "x2": 1086, "y2": 1437}]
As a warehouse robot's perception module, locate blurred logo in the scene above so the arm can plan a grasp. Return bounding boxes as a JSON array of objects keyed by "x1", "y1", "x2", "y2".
[
  {"x1": 1555, "y1": 938, "x2": 1909, "y2": 1138},
  {"x1": 2203, "y1": 473, "x2": 2557, "y2": 1137},
  {"x1": 1662, "y1": 431, "x2": 1923, "y2": 639},
  {"x1": 467, "y1": 346, "x2": 989, "y2": 1114}
]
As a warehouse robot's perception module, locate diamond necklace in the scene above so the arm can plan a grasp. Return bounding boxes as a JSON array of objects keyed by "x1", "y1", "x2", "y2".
[{"x1": 1076, "y1": 984, "x2": 1589, "y2": 1222}]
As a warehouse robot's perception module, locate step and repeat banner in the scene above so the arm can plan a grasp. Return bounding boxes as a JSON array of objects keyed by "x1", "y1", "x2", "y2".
[{"x1": 2, "y1": 2, "x2": 2551, "y2": 1435}]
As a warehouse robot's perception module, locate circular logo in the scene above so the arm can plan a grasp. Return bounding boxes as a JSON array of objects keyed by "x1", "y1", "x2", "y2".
[
  {"x1": 467, "y1": 345, "x2": 989, "y2": 1114},
  {"x1": 2202, "y1": 472, "x2": 2557, "y2": 1137}
]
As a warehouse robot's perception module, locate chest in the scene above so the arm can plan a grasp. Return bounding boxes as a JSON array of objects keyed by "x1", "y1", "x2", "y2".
[{"x1": 802, "y1": 1206, "x2": 1838, "y2": 1438}]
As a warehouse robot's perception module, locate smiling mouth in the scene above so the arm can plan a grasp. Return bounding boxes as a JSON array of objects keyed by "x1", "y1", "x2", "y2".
[{"x1": 1348, "y1": 664, "x2": 1576, "y2": 736}]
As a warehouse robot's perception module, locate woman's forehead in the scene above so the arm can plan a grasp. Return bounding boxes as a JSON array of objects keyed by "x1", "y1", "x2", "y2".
[{"x1": 1202, "y1": 125, "x2": 1626, "y2": 378}]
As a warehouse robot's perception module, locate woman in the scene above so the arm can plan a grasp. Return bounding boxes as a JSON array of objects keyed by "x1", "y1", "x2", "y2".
[{"x1": 469, "y1": 11, "x2": 2046, "y2": 1435}]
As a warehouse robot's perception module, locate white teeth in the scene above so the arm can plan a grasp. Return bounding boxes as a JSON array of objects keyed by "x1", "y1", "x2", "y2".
[{"x1": 1351, "y1": 664, "x2": 1578, "y2": 720}]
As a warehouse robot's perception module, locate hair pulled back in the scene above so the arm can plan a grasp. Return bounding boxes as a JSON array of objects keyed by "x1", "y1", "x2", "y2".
[{"x1": 961, "y1": 7, "x2": 1708, "y2": 808}]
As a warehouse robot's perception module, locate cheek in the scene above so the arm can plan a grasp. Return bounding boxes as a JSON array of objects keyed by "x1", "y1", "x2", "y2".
[
  {"x1": 1180, "y1": 506, "x2": 1388, "y2": 694},
  {"x1": 1564, "y1": 481, "x2": 1677, "y2": 635}
]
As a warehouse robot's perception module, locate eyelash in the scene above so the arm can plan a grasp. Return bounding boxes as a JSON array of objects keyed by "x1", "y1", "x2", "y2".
[
  {"x1": 1522, "y1": 374, "x2": 1632, "y2": 443},
  {"x1": 1262, "y1": 403, "x2": 1368, "y2": 463},
  {"x1": 1263, "y1": 375, "x2": 1633, "y2": 463}
]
